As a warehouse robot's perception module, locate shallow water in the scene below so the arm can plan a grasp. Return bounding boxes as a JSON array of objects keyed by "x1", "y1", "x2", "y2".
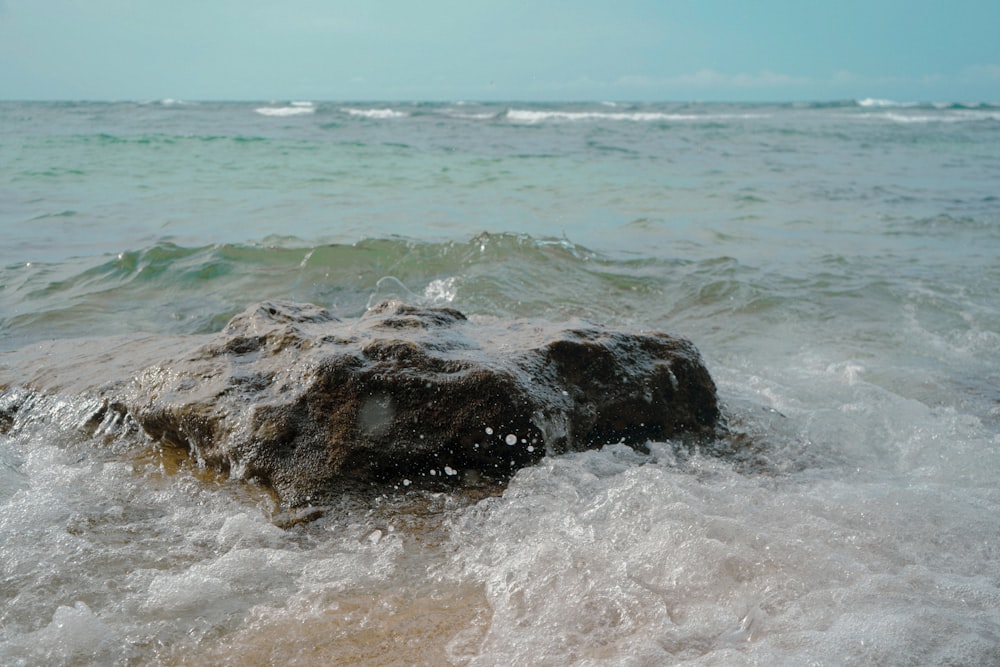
[{"x1": 1, "y1": 100, "x2": 999, "y2": 665}]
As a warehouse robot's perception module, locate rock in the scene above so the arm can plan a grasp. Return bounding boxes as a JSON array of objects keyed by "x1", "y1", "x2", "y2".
[{"x1": 3, "y1": 300, "x2": 721, "y2": 504}]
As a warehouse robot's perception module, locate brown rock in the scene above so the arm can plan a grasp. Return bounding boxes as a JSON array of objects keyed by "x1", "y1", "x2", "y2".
[
  {"x1": 121, "y1": 300, "x2": 719, "y2": 503},
  {"x1": 2, "y1": 300, "x2": 721, "y2": 505}
]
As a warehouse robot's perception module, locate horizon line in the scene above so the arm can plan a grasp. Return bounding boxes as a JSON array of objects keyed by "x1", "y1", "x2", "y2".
[{"x1": 2, "y1": 97, "x2": 997, "y2": 105}]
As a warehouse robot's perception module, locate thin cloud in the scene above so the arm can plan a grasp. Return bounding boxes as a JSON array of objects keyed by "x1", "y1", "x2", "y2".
[
  {"x1": 827, "y1": 69, "x2": 952, "y2": 93},
  {"x1": 961, "y1": 64, "x2": 1000, "y2": 82}
]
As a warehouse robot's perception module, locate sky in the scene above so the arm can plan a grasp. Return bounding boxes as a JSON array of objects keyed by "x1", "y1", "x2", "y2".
[{"x1": 1, "y1": 0, "x2": 998, "y2": 102}]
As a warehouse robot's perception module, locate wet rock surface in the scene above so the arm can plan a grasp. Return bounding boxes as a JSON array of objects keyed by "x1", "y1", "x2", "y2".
[{"x1": 2, "y1": 301, "x2": 721, "y2": 504}]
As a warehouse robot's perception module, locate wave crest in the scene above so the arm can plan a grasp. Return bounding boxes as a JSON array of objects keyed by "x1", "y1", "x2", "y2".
[
  {"x1": 340, "y1": 107, "x2": 408, "y2": 119},
  {"x1": 255, "y1": 101, "x2": 316, "y2": 117},
  {"x1": 503, "y1": 108, "x2": 767, "y2": 124}
]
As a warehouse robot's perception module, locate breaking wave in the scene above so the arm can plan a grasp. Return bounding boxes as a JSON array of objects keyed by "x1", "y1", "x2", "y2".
[{"x1": 255, "y1": 101, "x2": 316, "y2": 117}]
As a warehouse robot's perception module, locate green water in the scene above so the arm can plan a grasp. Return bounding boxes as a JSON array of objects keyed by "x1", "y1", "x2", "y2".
[{"x1": 1, "y1": 100, "x2": 999, "y2": 665}]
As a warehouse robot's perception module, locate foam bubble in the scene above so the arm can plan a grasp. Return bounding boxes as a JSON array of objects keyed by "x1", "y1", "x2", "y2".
[{"x1": 424, "y1": 276, "x2": 458, "y2": 303}]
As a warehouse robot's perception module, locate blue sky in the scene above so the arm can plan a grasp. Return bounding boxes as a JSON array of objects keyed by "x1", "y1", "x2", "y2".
[{"x1": 1, "y1": 0, "x2": 998, "y2": 102}]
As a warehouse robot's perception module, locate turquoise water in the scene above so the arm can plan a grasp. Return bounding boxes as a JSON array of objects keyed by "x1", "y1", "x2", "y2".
[{"x1": 1, "y1": 100, "x2": 999, "y2": 665}]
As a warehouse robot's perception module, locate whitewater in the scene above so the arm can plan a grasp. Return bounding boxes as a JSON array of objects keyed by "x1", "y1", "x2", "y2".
[{"x1": 1, "y1": 100, "x2": 998, "y2": 665}]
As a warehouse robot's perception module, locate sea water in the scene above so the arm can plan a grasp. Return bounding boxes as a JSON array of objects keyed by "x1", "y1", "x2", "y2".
[{"x1": 1, "y1": 100, "x2": 999, "y2": 665}]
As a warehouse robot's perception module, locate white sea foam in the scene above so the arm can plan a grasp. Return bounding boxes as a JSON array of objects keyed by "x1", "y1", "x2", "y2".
[
  {"x1": 880, "y1": 110, "x2": 1000, "y2": 124},
  {"x1": 340, "y1": 107, "x2": 408, "y2": 119},
  {"x1": 441, "y1": 107, "x2": 498, "y2": 120},
  {"x1": 437, "y1": 354, "x2": 1000, "y2": 664},
  {"x1": 852, "y1": 99, "x2": 1000, "y2": 123},
  {"x1": 504, "y1": 108, "x2": 767, "y2": 123},
  {"x1": 255, "y1": 102, "x2": 316, "y2": 117},
  {"x1": 423, "y1": 276, "x2": 458, "y2": 303},
  {"x1": 506, "y1": 109, "x2": 686, "y2": 123},
  {"x1": 856, "y1": 97, "x2": 918, "y2": 108}
]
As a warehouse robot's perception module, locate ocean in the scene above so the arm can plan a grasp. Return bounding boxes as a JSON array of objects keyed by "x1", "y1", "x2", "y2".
[{"x1": 1, "y1": 99, "x2": 999, "y2": 665}]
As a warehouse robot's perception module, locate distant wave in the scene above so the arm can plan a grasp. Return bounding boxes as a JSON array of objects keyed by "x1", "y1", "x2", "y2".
[
  {"x1": 255, "y1": 101, "x2": 316, "y2": 117},
  {"x1": 879, "y1": 110, "x2": 1000, "y2": 124},
  {"x1": 854, "y1": 98, "x2": 999, "y2": 111},
  {"x1": 440, "y1": 107, "x2": 500, "y2": 121},
  {"x1": 340, "y1": 107, "x2": 408, "y2": 119},
  {"x1": 855, "y1": 98, "x2": 919, "y2": 108},
  {"x1": 504, "y1": 109, "x2": 768, "y2": 124}
]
